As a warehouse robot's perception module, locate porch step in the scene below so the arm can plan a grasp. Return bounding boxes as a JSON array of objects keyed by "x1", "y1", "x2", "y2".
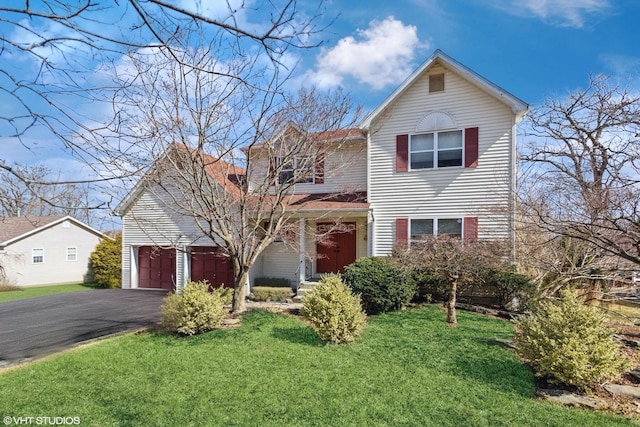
[{"x1": 292, "y1": 281, "x2": 320, "y2": 302}]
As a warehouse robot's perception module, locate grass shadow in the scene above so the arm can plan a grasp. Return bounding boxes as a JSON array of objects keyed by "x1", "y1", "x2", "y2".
[{"x1": 271, "y1": 325, "x2": 324, "y2": 347}]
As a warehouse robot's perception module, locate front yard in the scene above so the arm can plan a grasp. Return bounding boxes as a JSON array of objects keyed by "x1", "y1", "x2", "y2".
[
  {"x1": 0, "y1": 283, "x2": 95, "y2": 303},
  {"x1": 0, "y1": 306, "x2": 633, "y2": 426}
]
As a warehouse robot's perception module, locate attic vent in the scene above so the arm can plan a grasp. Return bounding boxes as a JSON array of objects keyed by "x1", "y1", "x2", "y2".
[
  {"x1": 415, "y1": 111, "x2": 457, "y2": 133},
  {"x1": 429, "y1": 73, "x2": 444, "y2": 93},
  {"x1": 62, "y1": 220, "x2": 70, "y2": 228}
]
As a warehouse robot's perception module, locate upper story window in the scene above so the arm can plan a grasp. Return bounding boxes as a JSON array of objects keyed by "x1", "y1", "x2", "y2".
[
  {"x1": 66, "y1": 247, "x2": 77, "y2": 262},
  {"x1": 277, "y1": 156, "x2": 314, "y2": 185},
  {"x1": 32, "y1": 248, "x2": 44, "y2": 264},
  {"x1": 410, "y1": 130, "x2": 462, "y2": 169},
  {"x1": 410, "y1": 218, "x2": 462, "y2": 242}
]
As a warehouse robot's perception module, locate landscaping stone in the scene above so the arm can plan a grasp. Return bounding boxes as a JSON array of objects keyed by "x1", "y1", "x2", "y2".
[
  {"x1": 628, "y1": 369, "x2": 640, "y2": 382},
  {"x1": 604, "y1": 384, "x2": 640, "y2": 399},
  {"x1": 536, "y1": 389, "x2": 607, "y2": 409}
]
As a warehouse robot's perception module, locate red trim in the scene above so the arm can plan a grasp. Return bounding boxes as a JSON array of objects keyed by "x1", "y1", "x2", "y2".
[
  {"x1": 463, "y1": 217, "x2": 478, "y2": 242},
  {"x1": 396, "y1": 134, "x2": 409, "y2": 172},
  {"x1": 464, "y1": 127, "x2": 479, "y2": 168},
  {"x1": 395, "y1": 217, "x2": 409, "y2": 246}
]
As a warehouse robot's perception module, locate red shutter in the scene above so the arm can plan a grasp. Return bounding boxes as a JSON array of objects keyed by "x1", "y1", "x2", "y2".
[
  {"x1": 268, "y1": 156, "x2": 276, "y2": 185},
  {"x1": 395, "y1": 217, "x2": 409, "y2": 246},
  {"x1": 396, "y1": 134, "x2": 409, "y2": 172},
  {"x1": 464, "y1": 127, "x2": 479, "y2": 168},
  {"x1": 463, "y1": 217, "x2": 478, "y2": 242},
  {"x1": 314, "y1": 152, "x2": 324, "y2": 184}
]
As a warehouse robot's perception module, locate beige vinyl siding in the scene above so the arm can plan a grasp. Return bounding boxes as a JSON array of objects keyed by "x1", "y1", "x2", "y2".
[
  {"x1": 1, "y1": 220, "x2": 103, "y2": 287},
  {"x1": 249, "y1": 142, "x2": 367, "y2": 194},
  {"x1": 368, "y1": 64, "x2": 516, "y2": 255}
]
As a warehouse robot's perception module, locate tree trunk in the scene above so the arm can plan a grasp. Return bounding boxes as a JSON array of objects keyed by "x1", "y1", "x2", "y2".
[
  {"x1": 447, "y1": 279, "x2": 457, "y2": 325},
  {"x1": 232, "y1": 269, "x2": 249, "y2": 313}
]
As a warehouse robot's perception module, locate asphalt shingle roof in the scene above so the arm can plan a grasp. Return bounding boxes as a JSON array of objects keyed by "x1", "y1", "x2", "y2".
[{"x1": 0, "y1": 216, "x2": 66, "y2": 244}]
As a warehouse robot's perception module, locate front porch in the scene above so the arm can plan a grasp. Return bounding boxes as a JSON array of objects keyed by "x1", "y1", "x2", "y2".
[{"x1": 252, "y1": 213, "x2": 371, "y2": 289}]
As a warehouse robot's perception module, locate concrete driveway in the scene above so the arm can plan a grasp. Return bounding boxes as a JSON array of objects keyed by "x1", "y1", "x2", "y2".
[{"x1": 0, "y1": 289, "x2": 168, "y2": 367}]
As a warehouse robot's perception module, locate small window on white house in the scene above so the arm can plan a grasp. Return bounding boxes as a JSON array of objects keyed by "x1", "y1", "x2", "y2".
[
  {"x1": 410, "y1": 130, "x2": 463, "y2": 169},
  {"x1": 66, "y1": 247, "x2": 77, "y2": 262},
  {"x1": 32, "y1": 248, "x2": 44, "y2": 264},
  {"x1": 277, "y1": 157, "x2": 314, "y2": 184},
  {"x1": 410, "y1": 218, "x2": 462, "y2": 242},
  {"x1": 429, "y1": 73, "x2": 445, "y2": 93}
]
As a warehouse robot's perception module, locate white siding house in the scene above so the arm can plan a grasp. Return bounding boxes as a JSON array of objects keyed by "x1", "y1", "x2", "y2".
[
  {"x1": 362, "y1": 50, "x2": 528, "y2": 256},
  {"x1": 0, "y1": 216, "x2": 107, "y2": 287},
  {"x1": 116, "y1": 50, "x2": 528, "y2": 292}
]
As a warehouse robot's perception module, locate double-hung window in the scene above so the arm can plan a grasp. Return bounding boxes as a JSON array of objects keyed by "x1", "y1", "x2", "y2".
[
  {"x1": 277, "y1": 156, "x2": 314, "y2": 184},
  {"x1": 66, "y1": 247, "x2": 77, "y2": 262},
  {"x1": 32, "y1": 248, "x2": 44, "y2": 264},
  {"x1": 410, "y1": 130, "x2": 463, "y2": 169}
]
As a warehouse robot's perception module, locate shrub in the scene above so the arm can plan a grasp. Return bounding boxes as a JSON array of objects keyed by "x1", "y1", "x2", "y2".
[
  {"x1": 479, "y1": 267, "x2": 537, "y2": 310},
  {"x1": 514, "y1": 290, "x2": 629, "y2": 389},
  {"x1": 302, "y1": 274, "x2": 367, "y2": 344},
  {"x1": 161, "y1": 280, "x2": 226, "y2": 335},
  {"x1": 90, "y1": 233, "x2": 122, "y2": 288},
  {"x1": 342, "y1": 257, "x2": 415, "y2": 315},
  {"x1": 253, "y1": 277, "x2": 291, "y2": 288},
  {"x1": 249, "y1": 286, "x2": 292, "y2": 302}
]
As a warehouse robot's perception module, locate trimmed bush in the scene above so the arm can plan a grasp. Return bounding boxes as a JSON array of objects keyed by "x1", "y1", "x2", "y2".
[
  {"x1": 90, "y1": 233, "x2": 122, "y2": 288},
  {"x1": 514, "y1": 290, "x2": 629, "y2": 389},
  {"x1": 253, "y1": 277, "x2": 291, "y2": 288},
  {"x1": 302, "y1": 274, "x2": 367, "y2": 344},
  {"x1": 161, "y1": 280, "x2": 226, "y2": 335},
  {"x1": 250, "y1": 286, "x2": 292, "y2": 302},
  {"x1": 342, "y1": 257, "x2": 415, "y2": 315},
  {"x1": 479, "y1": 267, "x2": 537, "y2": 310}
]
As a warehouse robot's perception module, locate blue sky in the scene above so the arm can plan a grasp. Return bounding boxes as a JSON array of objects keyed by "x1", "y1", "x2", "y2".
[{"x1": 3, "y1": 0, "x2": 639, "y2": 188}]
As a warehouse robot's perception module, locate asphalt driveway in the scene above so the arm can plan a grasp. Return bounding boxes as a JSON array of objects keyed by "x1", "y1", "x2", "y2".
[{"x1": 0, "y1": 289, "x2": 168, "y2": 366}]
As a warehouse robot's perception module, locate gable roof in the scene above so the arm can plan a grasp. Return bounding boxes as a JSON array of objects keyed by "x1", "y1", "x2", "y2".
[
  {"x1": 360, "y1": 49, "x2": 529, "y2": 130},
  {"x1": 114, "y1": 144, "x2": 246, "y2": 216},
  {"x1": 0, "y1": 215, "x2": 107, "y2": 247}
]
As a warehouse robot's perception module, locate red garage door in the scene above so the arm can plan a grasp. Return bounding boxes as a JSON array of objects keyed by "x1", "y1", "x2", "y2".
[
  {"x1": 138, "y1": 246, "x2": 176, "y2": 290},
  {"x1": 190, "y1": 247, "x2": 235, "y2": 289}
]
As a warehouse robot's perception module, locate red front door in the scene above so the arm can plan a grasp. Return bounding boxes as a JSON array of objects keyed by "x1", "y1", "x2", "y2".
[
  {"x1": 316, "y1": 223, "x2": 357, "y2": 274},
  {"x1": 190, "y1": 247, "x2": 235, "y2": 289},
  {"x1": 138, "y1": 246, "x2": 176, "y2": 290}
]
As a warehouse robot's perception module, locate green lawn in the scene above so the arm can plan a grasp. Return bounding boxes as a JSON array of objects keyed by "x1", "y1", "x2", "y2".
[
  {"x1": 0, "y1": 283, "x2": 95, "y2": 303},
  {"x1": 0, "y1": 306, "x2": 633, "y2": 426}
]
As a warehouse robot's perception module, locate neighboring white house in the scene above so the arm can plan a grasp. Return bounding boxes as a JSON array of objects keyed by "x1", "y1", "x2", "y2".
[
  {"x1": 0, "y1": 215, "x2": 107, "y2": 287},
  {"x1": 115, "y1": 49, "x2": 528, "y2": 292}
]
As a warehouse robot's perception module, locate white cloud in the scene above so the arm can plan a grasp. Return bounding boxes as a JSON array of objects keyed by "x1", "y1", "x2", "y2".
[
  {"x1": 495, "y1": 0, "x2": 610, "y2": 28},
  {"x1": 304, "y1": 17, "x2": 425, "y2": 90}
]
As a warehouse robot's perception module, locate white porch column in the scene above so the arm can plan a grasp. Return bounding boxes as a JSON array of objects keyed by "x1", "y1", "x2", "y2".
[
  {"x1": 298, "y1": 218, "x2": 306, "y2": 284},
  {"x1": 130, "y1": 246, "x2": 139, "y2": 289}
]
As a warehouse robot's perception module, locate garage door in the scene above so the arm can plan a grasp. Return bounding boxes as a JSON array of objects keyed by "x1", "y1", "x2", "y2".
[
  {"x1": 190, "y1": 247, "x2": 235, "y2": 289},
  {"x1": 138, "y1": 246, "x2": 176, "y2": 290}
]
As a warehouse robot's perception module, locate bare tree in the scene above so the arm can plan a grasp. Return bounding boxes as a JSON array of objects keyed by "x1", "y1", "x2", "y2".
[
  {"x1": 0, "y1": 164, "x2": 96, "y2": 223},
  {"x1": 110, "y1": 46, "x2": 362, "y2": 312},
  {"x1": 394, "y1": 237, "x2": 509, "y2": 325},
  {"x1": 519, "y1": 75, "x2": 640, "y2": 272},
  {"x1": 0, "y1": 1, "x2": 325, "y2": 206}
]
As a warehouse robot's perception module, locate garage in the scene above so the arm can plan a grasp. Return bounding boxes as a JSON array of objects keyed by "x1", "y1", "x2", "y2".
[
  {"x1": 190, "y1": 246, "x2": 235, "y2": 289},
  {"x1": 138, "y1": 246, "x2": 176, "y2": 290}
]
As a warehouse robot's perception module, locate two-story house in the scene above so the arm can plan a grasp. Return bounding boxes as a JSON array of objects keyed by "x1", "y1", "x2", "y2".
[{"x1": 115, "y1": 50, "x2": 528, "y2": 292}]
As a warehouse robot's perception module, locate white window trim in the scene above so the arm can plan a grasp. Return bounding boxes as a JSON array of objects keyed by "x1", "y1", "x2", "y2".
[
  {"x1": 409, "y1": 218, "x2": 463, "y2": 243},
  {"x1": 277, "y1": 156, "x2": 315, "y2": 185},
  {"x1": 409, "y1": 130, "x2": 463, "y2": 171},
  {"x1": 32, "y1": 248, "x2": 44, "y2": 264},
  {"x1": 66, "y1": 246, "x2": 78, "y2": 262}
]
